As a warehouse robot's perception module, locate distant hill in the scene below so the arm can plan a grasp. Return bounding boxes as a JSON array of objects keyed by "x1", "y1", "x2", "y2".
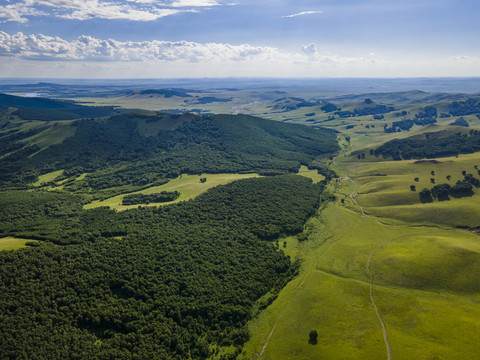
[
  {"x1": 125, "y1": 88, "x2": 193, "y2": 98},
  {"x1": 0, "y1": 112, "x2": 339, "y2": 188},
  {"x1": 324, "y1": 91, "x2": 479, "y2": 105},
  {"x1": 0, "y1": 93, "x2": 125, "y2": 121},
  {"x1": 0, "y1": 93, "x2": 81, "y2": 109}
]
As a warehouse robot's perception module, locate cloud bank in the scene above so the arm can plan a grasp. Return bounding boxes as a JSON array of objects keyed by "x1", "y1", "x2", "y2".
[{"x1": 0, "y1": 31, "x2": 287, "y2": 62}]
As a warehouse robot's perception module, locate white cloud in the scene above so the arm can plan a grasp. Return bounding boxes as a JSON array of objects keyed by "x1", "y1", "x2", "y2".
[
  {"x1": 171, "y1": 0, "x2": 220, "y2": 7},
  {"x1": 301, "y1": 43, "x2": 318, "y2": 58},
  {"x1": 282, "y1": 10, "x2": 323, "y2": 18},
  {"x1": 0, "y1": 2, "x2": 46, "y2": 23},
  {"x1": 451, "y1": 55, "x2": 480, "y2": 62},
  {"x1": 0, "y1": 0, "x2": 220, "y2": 22},
  {"x1": 6, "y1": 32, "x2": 467, "y2": 79},
  {"x1": 0, "y1": 31, "x2": 286, "y2": 62}
]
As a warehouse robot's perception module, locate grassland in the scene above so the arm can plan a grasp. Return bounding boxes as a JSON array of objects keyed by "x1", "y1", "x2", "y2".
[
  {"x1": 297, "y1": 165, "x2": 326, "y2": 183},
  {"x1": 241, "y1": 180, "x2": 480, "y2": 360},
  {"x1": 0, "y1": 237, "x2": 38, "y2": 251},
  {"x1": 83, "y1": 167, "x2": 325, "y2": 211},
  {"x1": 33, "y1": 169, "x2": 64, "y2": 186},
  {"x1": 241, "y1": 107, "x2": 480, "y2": 359},
  {"x1": 84, "y1": 173, "x2": 261, "y2": 210},
  {"x1": 336, "y1": 151, "x2": 480, "y2": 227}
]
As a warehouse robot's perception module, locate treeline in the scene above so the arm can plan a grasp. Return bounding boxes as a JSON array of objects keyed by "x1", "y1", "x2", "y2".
[
  {"x1": 383, "y1": 106, "x2": 437, "y2": 133},
  {"x1": 448, "y1": 98, "x2": 480, "y2": 116},
  {"x1": 0, "y1": 175, "x2": 326, "y2": 359},
  {"x1": 122, "y1": 191, "x2": 180, "y2": 205},
  {"x1": 420, "y1": 178, "x2": 477, "y2": 203},
  {"x1": 0, "y1": 113, "x2": 339, "y2": 189},
  {"x1": 374, "y1": 130, "x2": 480, "y2": 160}
]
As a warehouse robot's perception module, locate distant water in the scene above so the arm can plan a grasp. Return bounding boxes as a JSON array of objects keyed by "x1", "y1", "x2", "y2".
[
  {"x1": 1, "y1": 77, "x2": 480, "y2": 95},
  {"x1": 22, "y1": 92, "x2": 49, "y2": 97}
]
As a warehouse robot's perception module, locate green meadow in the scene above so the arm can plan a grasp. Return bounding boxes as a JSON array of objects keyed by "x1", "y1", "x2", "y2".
[
  {"x1": 0, "y1": 237, "x2": 38, "y2": 251},
  {"x1": 338, "y1": 152, "x2": 480, "y2": 227},
  {"x1": 83, "y1": 167, "x2": 323, "y2": 211},
  {"x1": 84, "y1": 173, "x2": 261, "y2": 210},
  {"x1": 242, "y1": 190, "x2": 480, "y2": 360}
]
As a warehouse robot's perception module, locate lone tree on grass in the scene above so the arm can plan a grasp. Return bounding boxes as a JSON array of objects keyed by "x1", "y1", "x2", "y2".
[
  {"x1": 309, "y1": 330, "x2": 318, "y2": 345},
  {"x1": 410, "y1": 185, "x2": 416, "y2": 191}
]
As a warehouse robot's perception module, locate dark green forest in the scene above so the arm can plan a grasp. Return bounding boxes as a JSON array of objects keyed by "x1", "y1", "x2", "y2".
[
  {"x1": 0, "y1": 112, "x2": 338, "y2": 189},
  {"x1": 122, "y1": 191, "x2": 180, "y2": 205},
  {"x1": 0, "y1": 175, "x2": 326, "y2": 359},
  {"x1": 373, "y1": 130, "x2": 480, "y2": 160},
  {"x1": 0, "y1": 106, "x2": 339, "y2": 359}
]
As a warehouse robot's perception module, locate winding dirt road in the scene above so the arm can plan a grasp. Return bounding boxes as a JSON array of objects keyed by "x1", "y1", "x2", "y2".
[{"x1": 366, "y1": 238, "x2": 394, "y2": 360}]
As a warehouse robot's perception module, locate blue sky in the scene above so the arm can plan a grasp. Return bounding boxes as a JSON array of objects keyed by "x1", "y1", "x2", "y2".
[{"x1": 0, "y1": 0, "x2": 479, "y2": 78}]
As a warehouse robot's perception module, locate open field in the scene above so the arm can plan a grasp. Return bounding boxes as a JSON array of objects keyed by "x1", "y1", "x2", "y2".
[
  {"x1": 241, "y1": 184, "x2": 480, "y2": 360},
  {"x1": 84, "y1": 173, "x2": 261, "y2": 210},
  {"x1": 336, "y1": 152, "x2": 480, "y2": 227},
  {"x1": 297, "y1": 165, "x2": 326, "y2": 183},
  {"x1": 33, "y1": 169, "x2": 64, "y2": 186},
  {"x1": 83, "y1": 168, "x2": 324, "y2": 211},
  {"x1": 0, "y1": 237, "x2": 38, "y2": 251}
]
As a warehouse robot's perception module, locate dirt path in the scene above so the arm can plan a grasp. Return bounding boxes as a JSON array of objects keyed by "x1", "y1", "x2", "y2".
[
  {"x1": 349, "y1": 184, "x2": 366, "y2": 215},
  {"x1": 349, "y1": 179, "x2": 392, "y2": 359},
  {"x1": 366, "y1": 238, "x2": 394, "y2": 360}
]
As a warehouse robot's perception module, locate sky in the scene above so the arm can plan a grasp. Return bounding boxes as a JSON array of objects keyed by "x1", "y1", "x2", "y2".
[{"x1": 0, "y1": 0, "x2": 479, "y2": 78}]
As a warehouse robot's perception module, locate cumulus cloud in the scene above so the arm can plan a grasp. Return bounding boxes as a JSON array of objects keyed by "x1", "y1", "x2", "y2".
[
  {"x1": 0, "y1": 2, "x2": 46, "y2": 23},
  {"x1": 301, "y1": 43, "x2": 318, "y2": 58},
  {"x1": 0, "y1": 31, "x2": 285, "y2": 62},
  {"x1": 282, "y1": 10, "x2": 323, "y2": 18},
  {"x1": 0, "y1": 0, "x2": 224, "y2": 22}
]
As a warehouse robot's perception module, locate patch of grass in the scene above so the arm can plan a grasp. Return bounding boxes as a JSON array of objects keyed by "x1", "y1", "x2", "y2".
[
  {"x1": 33, "y1": 170, "x2": 64, "y2": 186},
  {"x1": 21, "y1": 123, "x2": 76, "y2": 150},
  {"x1": 297, "y1": 165, "x2": 325, "y2": 183},
  {"x1": 0, "y1": 237, "x2": 38, "y2": 251},
  {"x1": 84, "y1": 173, "x2": 260, "y2": 210}
]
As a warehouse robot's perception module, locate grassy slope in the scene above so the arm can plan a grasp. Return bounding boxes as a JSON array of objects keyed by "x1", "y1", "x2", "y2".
[
  {"x1": 84, "y1": 167, "x2": 324, "y2": 211},
  {"x1": 242, "y1": 105, "x2": 480, "y2": 359},
  {"x1": 0, "y1": 237, "x2": 38, "y2": 251},
  {"x1": 84, "y1": 173, "x2": 261, "y2": 210},
  {"x1": 340, "y1": 152, "x2": 480, "y2": 227},
  {"x1": 241, "y1": 188, "x2": 480, "y2": 360}
]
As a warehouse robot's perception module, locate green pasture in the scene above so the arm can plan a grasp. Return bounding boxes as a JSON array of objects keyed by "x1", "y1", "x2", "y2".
[
  {"x1": 33, "y1": 169, "x2": 64, "y2": 186},
  {"x1": 242, "y1": 194, "x2": 480, "y2": 360},
  {"x1": 336, "y1": 152, "x2": 480, "y2": 227},
  {"x1": 0, "y1": 237, "x2": 38, "y2": 251},
  {"x1": 297, "y1": 165, "x2": 325, "y2": 183},
  {"x1": 84, "y1": 173, "x2": 260, "y2": 210}
]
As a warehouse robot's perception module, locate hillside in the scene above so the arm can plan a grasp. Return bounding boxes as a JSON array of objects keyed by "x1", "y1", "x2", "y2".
[
  {"x1": 0, "y1": 111, "x2": 339, "y2": 189},
  {"x1": 0, "y1": 103, "x2": 340, "y2": 359}
]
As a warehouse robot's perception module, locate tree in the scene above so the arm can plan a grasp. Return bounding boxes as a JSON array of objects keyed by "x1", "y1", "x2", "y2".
[
  {"x1": 309, "y1": 330, "x2": 318, "y2": 345},
  {"x1": 419, "y1": 188, "x2": 433, "y2": 203},
  {"x1": 446, "y1": 175, "x2": 451, "y2": 181},
  {"x1": 431, "y1": 170, "x2": 435, "y2": 176},
  {"x1": 200, "y1": 177, "x2": 207, "y2": 183},
  {"x1": 410, "y1": 185, "x2": 416, "y2": 191},
  {"x1": 414, "y1": 177, "x2": 419, "y2": 182}
]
